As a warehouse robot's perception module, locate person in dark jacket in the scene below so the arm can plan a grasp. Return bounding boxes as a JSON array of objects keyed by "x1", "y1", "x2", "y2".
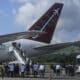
[
  {"x1": 26, "y1": 64, "x2": 30, "y2": 77},
  {"x1": 14, "y1": 64, "x2": 19, "y2": 77}
]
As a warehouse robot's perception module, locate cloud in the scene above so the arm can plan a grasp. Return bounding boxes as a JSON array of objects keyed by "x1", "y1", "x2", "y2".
[
  {"x1": 15, "y1": 0, "x2": 53, "y2": 29},
  {"x1": 13, "y1": 0, "x2": 80, "y2": 43},
  {"x1": 15, "y1": 3, "x2": 35, "y2": 28}
]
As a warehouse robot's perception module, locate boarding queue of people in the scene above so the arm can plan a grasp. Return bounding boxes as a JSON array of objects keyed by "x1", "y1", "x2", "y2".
[
  {"x1": 50, "y1": 64, "x2": 76, "y2": 77},
  {"x1": 0, "y1": 63, "x2": 45, "y2": 78},
  {"x1": 0, "y1": 63, "x2": 78, "y2": 78}
]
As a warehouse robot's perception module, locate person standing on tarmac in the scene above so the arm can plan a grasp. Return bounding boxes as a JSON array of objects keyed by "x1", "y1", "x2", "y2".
[
  {"x1": 14, "y1": 64, "x2": 19, "y2": 77},
  {"x1": 33, "y1": 63, "x2": 39, "y2": 78},
  {"x1": 26, "y1": 63, "x2": 30, "y2": 78},
  {"x1": 9, "y1": 63, "x2": 14, "y2": 77},
  {"x1": 4, "y1": 63, "x2": 9, "y2": 77},
  {"x1": 55, "y1": 64, "x2": 61, "y2": 76},
  {"x1": 1, "y1": 65, "x2": 5, "y2": 79},
  {"x1": 20, "y1": 64, "x2": 25, "y2": 77},
  {"x1": 39, "y1": 64, "x2": 45, "y2": 78}
]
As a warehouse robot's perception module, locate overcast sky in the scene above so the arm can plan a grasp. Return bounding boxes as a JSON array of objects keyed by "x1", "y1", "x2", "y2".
[{"x1": 0, "y1": 0, "x2": 80, "y2": 44}]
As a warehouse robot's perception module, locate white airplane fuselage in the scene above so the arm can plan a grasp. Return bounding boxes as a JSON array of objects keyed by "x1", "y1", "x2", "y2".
[{"x1": 0, "y1": 39, "x2": 47, "y2": 62}]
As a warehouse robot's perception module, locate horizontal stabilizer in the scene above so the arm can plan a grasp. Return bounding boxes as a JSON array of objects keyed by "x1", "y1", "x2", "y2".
[{"x1": 0, "y1": 31, "x2": 45, "y2": 44}]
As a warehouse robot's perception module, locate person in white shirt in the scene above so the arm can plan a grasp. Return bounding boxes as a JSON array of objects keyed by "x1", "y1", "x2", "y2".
[
  {"x1": 20, "y1": 64, "x2": 25, "y2": 77},
  {"x1": 33, "y1": 63, "x2": 39, "y2": 78},
  {"x1": 56, "y1": 64, "x2": 61, "y2": 76},
  {"x1": 9, "y1": 64, "x2": 14, "y2": 77},
  {"x1": 39, "y1": 64, "x2": 45, "y2": 78}
]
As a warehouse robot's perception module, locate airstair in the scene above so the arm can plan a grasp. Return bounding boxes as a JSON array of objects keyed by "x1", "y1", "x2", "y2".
[{"x1": 9, "y1": 42, "x2": 28, "y2": 65}]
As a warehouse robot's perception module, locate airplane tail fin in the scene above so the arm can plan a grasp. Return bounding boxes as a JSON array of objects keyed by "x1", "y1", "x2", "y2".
[{"x1": 28, "y1": 3, "x2": 63, "y2": 43}]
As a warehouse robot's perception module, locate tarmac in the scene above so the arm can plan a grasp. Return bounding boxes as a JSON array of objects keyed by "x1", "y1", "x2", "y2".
[
  {"x1": 0, "y1": 76, "x2": 80, "y2": 80},
  {"x1": 0, "y1": 71, "x2": 80, "y2": 80},
  {"x1": 0, "y1": 77, "x2": 80, "y2": 80}
]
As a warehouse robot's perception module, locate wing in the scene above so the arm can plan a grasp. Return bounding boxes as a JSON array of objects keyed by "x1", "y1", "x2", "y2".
[
  {"x1": 32, "y1": 41, "x2": 80, "y2": 60},
  {"x1": 34, "y1": 42, "x2": 77, "y2": 53},
  {"x1": 0, "y1": 31, "x2": 45, "y2": 44}
]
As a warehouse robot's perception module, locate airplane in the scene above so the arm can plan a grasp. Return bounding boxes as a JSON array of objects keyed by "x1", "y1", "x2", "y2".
[{"x1": 0, "y1": 3, "x2": 76, "y2": 64}]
